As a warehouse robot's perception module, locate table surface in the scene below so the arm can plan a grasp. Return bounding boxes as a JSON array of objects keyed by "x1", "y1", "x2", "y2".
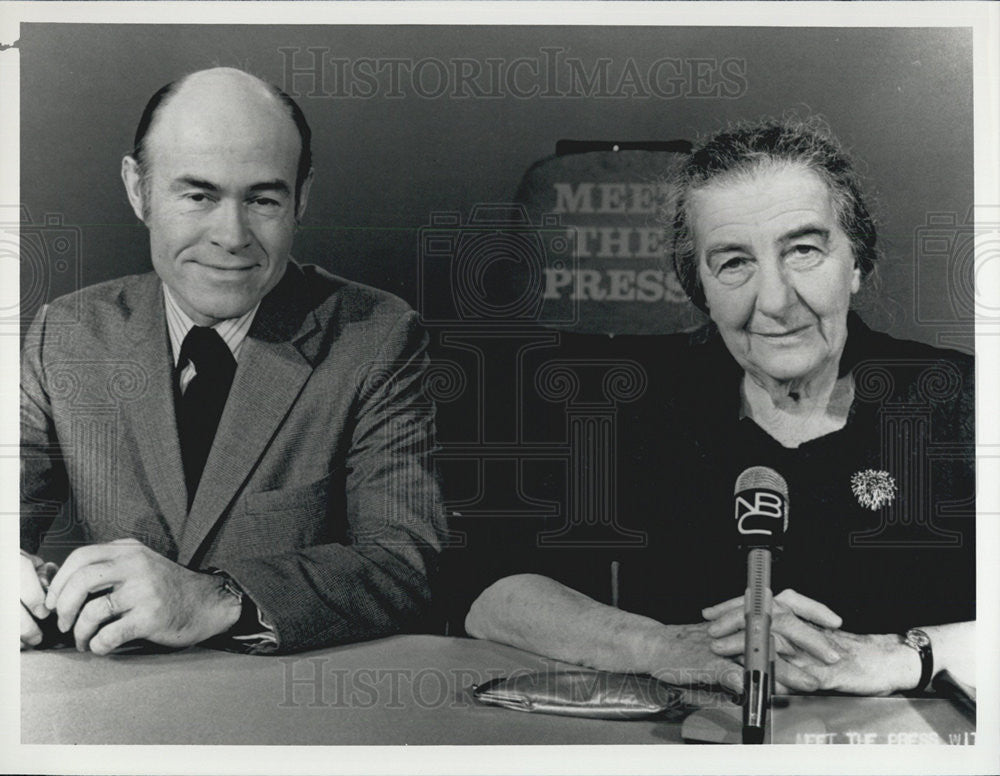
[{"x1": 21, "y1": 635, "x2": 975, "y2": 745}]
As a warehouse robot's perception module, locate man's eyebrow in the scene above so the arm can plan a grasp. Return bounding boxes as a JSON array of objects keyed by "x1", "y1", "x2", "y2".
[
  {"x1": 167, "y1": 178, "x2": 291, "y2": 195},
  {"x1": 248, "y1": 180, "x2": 291, "y2": 195},
  {"x1": 170, "y1": 176, "x2": 219, "y2": 192}
]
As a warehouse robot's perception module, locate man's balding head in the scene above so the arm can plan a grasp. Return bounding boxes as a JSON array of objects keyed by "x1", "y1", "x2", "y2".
[{"x1": 131, "y1": 68, "x2": 312, "y2": 212}]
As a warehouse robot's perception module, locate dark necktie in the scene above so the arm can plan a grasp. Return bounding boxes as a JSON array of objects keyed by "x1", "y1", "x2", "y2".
[{"x1": 177, "y1": 326, "x2": 237, "y2": 505}]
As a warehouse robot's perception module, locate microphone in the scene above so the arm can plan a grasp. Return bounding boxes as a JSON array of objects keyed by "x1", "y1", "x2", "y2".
[{"x1": 733, "y1": 466, "x2": 788, "y2": 745}]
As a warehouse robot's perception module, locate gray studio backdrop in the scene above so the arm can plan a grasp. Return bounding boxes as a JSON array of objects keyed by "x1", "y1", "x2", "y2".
[{"x1": 19, "y1": 24, "x2": 974, "y2": 348}]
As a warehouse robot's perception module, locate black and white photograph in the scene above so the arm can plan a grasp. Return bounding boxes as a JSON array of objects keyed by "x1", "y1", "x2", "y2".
[{"x1": 3, "y1": 2, "x2": 998, "y2": 774}]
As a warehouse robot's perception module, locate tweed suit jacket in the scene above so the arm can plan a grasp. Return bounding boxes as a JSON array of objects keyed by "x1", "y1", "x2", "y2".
[{"x1": 21, "y1": 261, "x2": 447, "y2": 653}]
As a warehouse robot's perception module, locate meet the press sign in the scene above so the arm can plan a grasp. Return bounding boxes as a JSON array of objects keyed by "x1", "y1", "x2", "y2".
[{"x1": 515, "y1": 149, "x2": 706, "y2": 335}]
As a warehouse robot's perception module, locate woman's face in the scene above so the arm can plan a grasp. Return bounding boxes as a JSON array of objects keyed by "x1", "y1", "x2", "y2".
[{"x1": 691, "y1": 163, "x2": 861, "y2": 386}]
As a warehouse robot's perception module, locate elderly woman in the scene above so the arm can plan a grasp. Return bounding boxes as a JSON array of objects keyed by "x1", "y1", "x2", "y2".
[{"x1": 465, "y1": 119, "x2": 975, "y2": 697}]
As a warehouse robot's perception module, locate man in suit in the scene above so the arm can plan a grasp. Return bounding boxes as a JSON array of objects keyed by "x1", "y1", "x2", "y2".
[{"x1": 20, "y1": 67, "x2": 446, "y2": 655}]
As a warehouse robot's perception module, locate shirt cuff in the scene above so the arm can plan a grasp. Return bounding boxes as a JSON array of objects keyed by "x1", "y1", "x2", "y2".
[{"x1": 232, "y1": 607, "x2": 278, "y2": 650}]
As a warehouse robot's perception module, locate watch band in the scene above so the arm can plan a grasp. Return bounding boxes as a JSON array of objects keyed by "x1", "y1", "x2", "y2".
[{"x1": 901, "y1": 628, "x2": 934, "y2": 693}]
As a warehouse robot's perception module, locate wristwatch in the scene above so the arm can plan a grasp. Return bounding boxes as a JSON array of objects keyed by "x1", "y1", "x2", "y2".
[
  {"x1": 216, "y1": 572, "x2": 245, "y2": 606},
  {"x1": 901, "y1": 628, "x2": 934, "y2": 694},
  {"x1": 208, "y1": 569, "x2": 260, "y2": 636}
]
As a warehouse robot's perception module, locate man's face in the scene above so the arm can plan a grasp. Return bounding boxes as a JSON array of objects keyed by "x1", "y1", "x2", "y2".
[
  {"x1": 691, "y1": 163, "x2": 861, "y2": 386},
  {"x1": 124, "y1": 74, "x2": 307, "y2": 326}
]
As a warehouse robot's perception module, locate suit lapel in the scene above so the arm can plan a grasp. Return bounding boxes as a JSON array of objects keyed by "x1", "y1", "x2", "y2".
[
  {"x1": 119, "y1": 274, "x2": 189, "y2": 546},
  {"x1": 178, "y1": 264, "x2": 324, "y2": 565}
]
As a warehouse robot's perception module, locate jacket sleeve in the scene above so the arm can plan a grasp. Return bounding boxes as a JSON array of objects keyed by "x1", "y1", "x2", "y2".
[
  {"x1": 216, "y1": 309, "x2": 448, "y2": 653},
  {"x1": 20, "y1": 304, "x2": 70, "y2": 555}
]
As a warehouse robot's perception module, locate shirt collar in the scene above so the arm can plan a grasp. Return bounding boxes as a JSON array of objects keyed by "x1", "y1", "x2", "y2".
[{"x1": 163, "y1": 284, "x2": 259, "y2": 366}]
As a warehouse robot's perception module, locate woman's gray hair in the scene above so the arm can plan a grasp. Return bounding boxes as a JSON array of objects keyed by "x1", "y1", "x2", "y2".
[{"x1": 671, "y1": 117, "x2": 880, "y2": 312}]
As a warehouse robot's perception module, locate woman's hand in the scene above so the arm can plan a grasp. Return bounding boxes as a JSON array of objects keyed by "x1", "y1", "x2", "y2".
[
  {"x1": 701, "y1": 588, "x2": 846, "y2": 692},
  {"x1": 780, "y1": 630, "x2": 922, "y2": 696},
  {"x1": 703, "y1": 588, "x2": 844, "y2": 664}
]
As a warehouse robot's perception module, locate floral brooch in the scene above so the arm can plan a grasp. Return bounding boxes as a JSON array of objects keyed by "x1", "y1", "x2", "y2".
[{"x1": 850, "y1": 469, "x2": 897, "y2": 510}]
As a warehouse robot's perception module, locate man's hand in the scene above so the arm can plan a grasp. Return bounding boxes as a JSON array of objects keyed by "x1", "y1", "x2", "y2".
[
  {"x1": 21, "y1": 551, "x2": 59, "y2": 650},
  {"x1": 44, "y1": 538, "x2": 241, "y2": 655},
  {"x1": 781, "y1": 629, "x2": 922, "y2": 696}
]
